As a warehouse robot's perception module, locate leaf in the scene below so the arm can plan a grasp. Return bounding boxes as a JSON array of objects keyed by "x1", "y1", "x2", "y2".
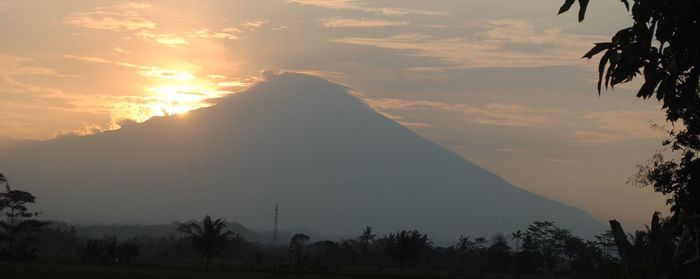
[
  {"x1": 621, "y1": 0, "x2": 630, "y2": 11},
  {"x1": 605, "y1": 55, "x2": 615, "y2": 90},
  {"x1": 650, "y1": 211, "x2": 660, "y2": 234},
  {"x1": 558, "y1": 0, "x2": 576, "y2": 15},
  {"x1": 583, "y1": 42, "x2": 613, "y2": 59},
  {"x1": 638, "y1": 78, "x2": 660, "y2": 99},
  {"x1": 578, "y1": 0, "x2": 590, "y2": 22},
  {"x1": 597, "y1": 50, "x2": 612, "y2": 93},
  {"x1": 609, "y1": 220, "x2": 634, "y2": 277}
]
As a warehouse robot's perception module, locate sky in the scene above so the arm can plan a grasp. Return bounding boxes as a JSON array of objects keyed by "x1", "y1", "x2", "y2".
[{"x1": 0, "y1": 0, "x2": 669, "y2": 229}]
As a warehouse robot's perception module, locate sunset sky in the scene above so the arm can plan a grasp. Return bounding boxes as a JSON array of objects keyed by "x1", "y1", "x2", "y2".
[{"x1": 0, "y1": 0, "x2": 669, "y2": 228}]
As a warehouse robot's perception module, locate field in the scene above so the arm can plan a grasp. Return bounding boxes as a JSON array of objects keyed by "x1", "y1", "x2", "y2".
[{"x1": 0, "y1": 261, "x2": 573, "y2": 279}]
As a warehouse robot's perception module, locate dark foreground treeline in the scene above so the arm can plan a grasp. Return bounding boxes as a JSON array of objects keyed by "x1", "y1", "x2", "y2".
[
  {"x1": 11, "y1": 217, "x2": 618, "y2": 278},
  {"x1": 0, "y1": 172, "x2": 669, "y2": 279}
]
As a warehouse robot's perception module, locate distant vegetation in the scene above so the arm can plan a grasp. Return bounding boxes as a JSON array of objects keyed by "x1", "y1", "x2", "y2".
[
  {"x1": 0, "y1": 174, "x2": 47, "y2": 261},
  {"x1": 0, "y1": 171, "x2": 668, "y2": 279}
]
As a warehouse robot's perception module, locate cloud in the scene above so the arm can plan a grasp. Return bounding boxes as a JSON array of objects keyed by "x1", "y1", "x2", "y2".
[
  {"x1": 217, "y1": 81, "x2": 251, "y2": 87},
  {"x1": 287, "y1": 0, "x2": 444, "y2": 16},
  {"x1": 63, "y1": 54, "x2": 202, "y2": 82},
  {"x1": 464, "y1": 103, "x2": 552, "y2": 127},
  {"x1": 332, "y1": 19, "x2": 605, "y2": 68},
  {"x1": 188, "y1": 28, "x2": 240, "y2": 40},
  {"x1": 113, "y1": 47, "x2": 131, "y2": 54},
  {"x1": 62, "y1": 1, "x2": 155, "y2": 31},
  {"x1": 239, "y1": 20, "x2": 268, "y2": 30},
  {"x1": 138, "y1": 68, "x2": 194, "y2": 81},
  {"x1": 320, "y1": 17, "x2": 409, "y2": 28},
  {"x1": 492, "y1": 148, "x2": 529, "y2": 154},
  {"x1": 135, "y1": 22, "x2": 259, "y2": 47},
  {"x1": 570, "y1": 110, "x2": 666, "y2": 144},
  {"x1": 0, "y1": 56, "x2": 113, "y2": 138},
  {"x1": 1, "y1": 55, "x2": 80, "y2": 78},
  {"x1": 62, "y1": 54, "x2": 111, "y2": 64},
  {"x1": 544, "y1": 158, "x2": 578, "y2": 164},
  {"x1": 365, "y1": 97, "x2": 554, "y2": 127},
  {"x1": 365, "y1": 97, "x2": 666, "y2": 143},
  {"x1": 136, "y1": 31, "x2": 190, "y2": 47}
]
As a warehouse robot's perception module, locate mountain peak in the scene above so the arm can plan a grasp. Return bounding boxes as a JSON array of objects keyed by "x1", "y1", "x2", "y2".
[
  {"x1": 0, "y1": 72, "x2": 605, "y2": 240},
  {"x1": 221, "y1": 71, "x2": 353, "y2": 104}
]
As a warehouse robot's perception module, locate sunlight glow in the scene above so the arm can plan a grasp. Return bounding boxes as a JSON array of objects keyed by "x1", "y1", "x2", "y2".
[
  {"x1": 146, "y1": 84, "x2": 228, "y2": 117},
  {"x1": 112, "y1": 69, "x2": 236, "y2": 124}
]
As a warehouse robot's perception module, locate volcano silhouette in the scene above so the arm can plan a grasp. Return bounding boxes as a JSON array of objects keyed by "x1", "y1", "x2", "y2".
[{"x1": 0, "y1": 72, "x2": 604, "y2": 240}]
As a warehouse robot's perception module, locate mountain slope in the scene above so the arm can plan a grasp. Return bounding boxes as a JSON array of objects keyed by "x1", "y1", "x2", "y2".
[{"x1": 0, "y1": 71, "x2": 605, "y2": 240}]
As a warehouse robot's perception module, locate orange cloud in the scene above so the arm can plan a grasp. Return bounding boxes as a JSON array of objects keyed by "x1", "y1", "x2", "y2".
[{"x1": 62, "y1": 2, "x2": 156, "y2": 31}]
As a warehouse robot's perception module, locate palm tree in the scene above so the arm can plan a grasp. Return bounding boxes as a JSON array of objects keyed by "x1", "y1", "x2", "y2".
[
  {"x1": 359, "y1": 226, "x2": 376, "y2": 245},
  {"x1": 383, "y1": 230, "x2": 431, "y2": 272},
  {"x1": 358, "y1": 226, "x2": 376, "y2": 259},
  {"x1": 177, "y1": 215, "x2": 233, "y2": 268},
  {"x1": 511, "y1": 230, "x2": 523, "y2": 254},
  {"x1": 289, "y1": 233, "x2": 310, "y2": 267},
  {"x1": 512, "y1": 230, "x2": 524, "y2": 276}
]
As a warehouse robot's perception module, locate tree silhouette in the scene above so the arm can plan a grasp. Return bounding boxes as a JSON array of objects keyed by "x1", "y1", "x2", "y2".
[
  {"x1": 359, "y1": 226, "x2": 375, "y2": 247},
  {"x1": 511, "y1": 230, "x2": 523, "y2": 254},
  {"x1": 358, "y1": 226, "x2": 375, "y2": 261},
  {"x1": 177, "y1": 215, "x2": 233, "y2": 268},
  {"x1": 559, "y1": 0, "x2": 700, "y2": 275},
  {"x1": 594, "y1": 230, "x2": 616, "y2": 259},
  {"x1": 382, "y1": 230, "x2": 431, "y2": 272},
  {"x1": 512, "y1": 230, "x2": 523, "y2": 276},
  {"x1": 289, "y1": 233, "x2": 310, "y2": 267},
  {"x1": 0, "y1": 183, "x2": 47, "y2": 261},
  {"x1": 485, "y1": 234, "x2": 512, "y2": 274}
]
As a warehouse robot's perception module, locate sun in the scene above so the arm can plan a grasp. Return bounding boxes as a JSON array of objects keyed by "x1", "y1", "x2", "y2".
[
  {"x1": 111, "y1": 68, "x2": 247, "y2": 126},
  {"x1": 147, "y1": 83, "x2": 225, "y2": 117}
]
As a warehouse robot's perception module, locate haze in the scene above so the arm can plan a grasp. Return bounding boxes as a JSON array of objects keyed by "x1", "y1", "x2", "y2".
[{"x1": 0, "y1": 0, "x2": 667, "y2": 229}]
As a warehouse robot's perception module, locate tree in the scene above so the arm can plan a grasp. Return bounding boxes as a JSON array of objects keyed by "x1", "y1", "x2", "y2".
[
  {"x1": 0, "y1": 173, "x2": 6, "y2": 211},
  {"x1": 559, "y1": 0, "x2": 700, "y2": 275},
  {"x1": 594, "y1": 230, "x2": 616, "y2": 259},
  {"x1": 452, "y1": 235, "x2": 477, "y2": 274},
  {"x1": 511, "y1": 230, "x2": 523, "y2": 254},
  {"x1": 0, "y1": 181, "x2": 47, "y2": 261},
  {"x1": 382, "y1": 229, "x2": 431, "y2": 272},
  {"x1": 511, "y1": 230, "x2": 524, "y2": 275},
  {"x1": 289, "y1": 233, "x2": 310, "y2": 267},
  {"x1": 359, "y1": 226, "x2": 375, "y2": 247},
  {"x1": 358, "y1": 226, "x2": 375, "y2": 260},
  {"x1": 483, "y1": 234, "x2": 512, "y2": 273},
  {"x1": 177, "y1": 215, "x2": 233, "y2": 268},
  {"x1": 524, "y1": 221, "x2": 566, "y2": 275}
]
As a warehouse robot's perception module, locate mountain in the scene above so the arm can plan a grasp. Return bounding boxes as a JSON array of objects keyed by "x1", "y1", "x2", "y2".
[
  {"x1": 0, "y1": 135, "x2": 36, "y2": 154},
  {"x1": 0, "y1": 71, "x2": 605, "y2": 241}
]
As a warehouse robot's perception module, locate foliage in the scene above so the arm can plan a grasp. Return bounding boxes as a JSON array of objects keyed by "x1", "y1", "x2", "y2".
[
  {"x1": 0, "y1": 178, "x2": 47, "y2": 261},
  {"x1": 76, "y1": 237, "x2": 141, "y2": 264},
  {"x1": 559, "y1": 0, "x2": 700, "y2": 276},
  {"x1": 607, "y1": 212, "x2": 680, "y2": 279},
  {"x1": 289, "y1": 233, "x2": 310, "y2": 267},
  {"x1": 177, "y1": 215, "x2": 234, "y2": 268},
  {"x1": 19, "y1": 219, "x2": 616, "y2": 276},
  {"x1": 380, "y1": 229, "x2": 431, "y2": 272}
]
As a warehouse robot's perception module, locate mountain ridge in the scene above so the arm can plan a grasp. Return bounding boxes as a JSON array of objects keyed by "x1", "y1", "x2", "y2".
[{"x1": 0, "y1": 71, "x2": 605, "y2": 240}]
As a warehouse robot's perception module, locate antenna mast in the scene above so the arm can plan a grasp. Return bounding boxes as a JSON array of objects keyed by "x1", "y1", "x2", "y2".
[{"x1": 272, "y1": 203, "x2": 279, "y2": 246}]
